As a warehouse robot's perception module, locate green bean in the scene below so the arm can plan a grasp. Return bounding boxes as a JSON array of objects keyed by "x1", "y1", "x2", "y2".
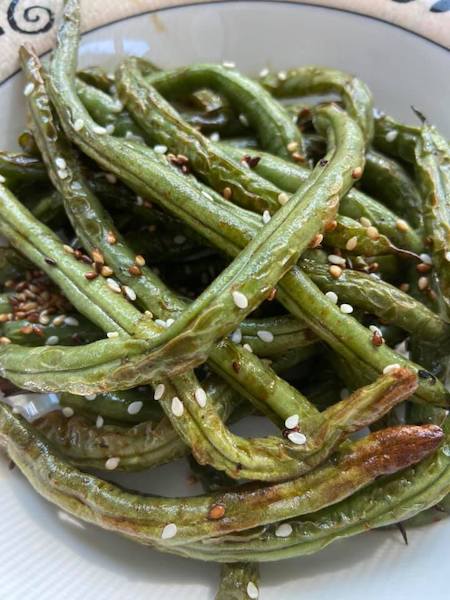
[
  {"x1": 216, "y1": 563, "x2": 260, "y2": 600},
  {"x1": 77, "y1": 66, "x2": 114, "y2": 92},
  {"x1": 374, "y1": 113, "x2": 418, "y2": 163},
  {"x1": 0, "y1": 247, "x2": 31, "y2": 283},
  {"x1": 0, "y1": 152, "x2": 47, "y2": 188},
  {"x1": 0, "y1": 316, "x2": 100, "y2": 346}
]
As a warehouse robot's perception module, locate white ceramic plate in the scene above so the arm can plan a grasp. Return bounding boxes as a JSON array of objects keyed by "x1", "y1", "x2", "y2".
[{"x1": 0, "y1": 2, "x2": 449, "y2": 599}]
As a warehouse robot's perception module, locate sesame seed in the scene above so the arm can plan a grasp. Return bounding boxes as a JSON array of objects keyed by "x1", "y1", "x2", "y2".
[
  {"x1": 128, "y1": 401, "x2": 143, "y2": 415},
  {"x1": 223, "y1": 187, "x2": 232, "y2": 199},
  {"x1": 144, "y1": 310, "x2": 153, "y2": 317},
  {"x1": 399, "y1": 283, "x2": 410, "y2": 292},
  {"x1": 85, "y1": 394, "x2": 97, "y2": 401},
  {"x1": 0, "y1": 175, "x2": 5, "y2": 184},
  {"x1": 328, "y1": 254, "x2": 346, "y2": 266},
  {"x1": 285, "y1": 414, "x2": 299, "y2": 429},
  {"x1": 247, "y1": 582, "x2": 259, "y2": 599},
  {"x1": 166, "y1": 318, "x2": 175, "y2": 327},
  {"x1": 62, "y1": 407, "x2": 74, "y2": 418},
  {"x1": 287, "y1": 431, "x2": 307, "y2": 445},
  {"x1": 262, "y1": 210, "x2": 271, "y2": 224},
  {"x1": 275, "y1": 523, "x2": 293, "y2": 538},
  {"x1": 23, "y1": 82, "x2": 35, "y2": 97},
  {"x1": 74, "y1": 119, "x2": 85, "y2": 131},
  {"x1": 46, "y1": 335, "x2": 59, "y2": 345},
  {"x1": 366, "y1": 226, "x2": 380, "y2": 240},
  {"x1": 329, "y1": 265, "x2": 343, "y2": 279},
  {"x1": 106, "y1": 278, "x2": 122, "y2": 293},
  {"x1": 257, "y1": 330, "x2": 274, "y2": 343},
  {"x1": 383, "y1": 363, "x2": 401, "y2": 375},
  {"x1": 239, "y1": 114, "x2": 249, "y2": 127},
  {"x1": 105, "y1": 173, "x2": 117, "y2": 184},
  {"x1": 325, "y1": 291, "x2": 338, "y2": 304},
  {"x1": 287, "y1": 141, "x2": 299, "y2": 152},
  {"x1": 84, "y1": 271, "x2": 98, "y2": 281},
  {"x1": 107, "y1": 331, "x2": 119, "y2": 339},
  {"x1": 63, "y1": 244, "x2": 74, "y2": 254},
  {"x1": 419, "y1": 253, "x2": 432, "y2": 265},
  {"x1": 55, "y1": 157, "x2": 67, "y2": 170},
  {"x1": 106, "y1": 231, "x2": 117, "y2": 245},
  {"x1": 154, "y1": 384, "x2": 165, "y2": 400},
  {"x1": 278, "y1": 70, "x2": 287, "y2": 81},
  {"x1": 259, "y1": 67, "x2": 269, "y2": 77},
  {"x1": 136, "y1": 196, "x2": 144, "y2": 206},
  {"x1": 154, "y1": 144, "x2": 168, "y2": 154},
  {"x1": 174, "y1": 235, "x2": 186, "y2": 245},
  {"x1": 346, "y1": 236, "x2": 358, "y2": 251},
  {"x1": 310, "y1": 233, "x2": 323, "y2": 248},
  {"x1": 161, "y1": 523, "x2": 177, "y2": 539},
  {"x1": 243, "y1": 343, "x2": 253, "y2": 353},
  {"x1": 124, "y1": 286, "x2": 137, "y2": 301},
  {"x1": 96, "y1": 415, "x2": 104, "y2": 428},
  {"x1": 418, "y1": 276, "x2": 429, "y2": 290},
  {"x1": 278, "y1": 192, "x2": 290, "y2": 206},
  {"x1": 210, "y1": 132, "x2": 220, "y2": 142},
  {"x1": 195, "y1": 388, "x2": 207, "y2": 408},
  {"x1": 230, "y1": 328, "x2": 242, "y2": 344},
  {"x1": 105, "y1": 124, "x2": 115, "y2": 135},
  {"x1": 52, "y1": 314, "x2": 66, "y2": 326},
  {"x1": 396, "y1": 219, "x2": 409, "y2": 232},
  {"x1": 57, "y1": 169, "x2": 69, "y2": 180},
  {"x1": 445, "y1": 251, "x2": 450, "y2": 262},
  {"x1": 231, "y1": 290, "x2": 248, "y2": 309},
  {"x1": 105, "y1": 457, "x2": 120, "y2": 470},
  {"x1": 135, "y1": 255, "x2": 146, "y2": 267},
  {"x1": 385, "y1": 130, "x2": 398, "y2": 143},
  {"x1": 360, "y1": 217, "x2": 372, "y2": 227},
  {"x1": 154, "y1": 319, "x2": 167, "y2": 328},
  {"x1": 208, "y1": 503, "x2": 226, "y2": 520},
  {"x1": 222, "y1": 61, "x2": 235, "y2": 68},
  {"x1": 369, "y1": 325, "x2": 383, "y2": 335},
  {"x1": 93, "y1": 125, "x2": 107, "y2": 135},
  {"x1": 340, "y1": 303, "x2": 354, "y2": 314},
  {"x1": 352, "y1": 166, "x2": 363, "y2": 179},
  {"x1": 0, "y1": 336, "x2": 11, "y2": 345},
  {"x1": 171, "y1": 397, "x2": 184, "y2": 417},
  {"x1": 324, "y1": 219, "x2": 338, "y2": 232}
]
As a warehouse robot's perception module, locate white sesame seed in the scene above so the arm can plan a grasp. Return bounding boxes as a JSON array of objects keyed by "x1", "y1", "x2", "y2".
[
  {"x1": 287, "y1": 141, "x2": 299, "y2": 152},
  {"x1": 46, "y1": 335, "x2": 59, "y2": 345},
  {"x1": 325, "y1": 291, "x2": 338, "y2": 304},
  {"x1": 259, "y1": 67, "x2": 269, "y2": 78},
  {"x1": 257, "y1": 330, "x2": 274, "y2": 343},
  {"x1": 369, "y1": 325, "x2": 383, "y2": 335},
  {"x1": 239, "y1": 114, "x2": 249, "y2": 127},
  {"x1": 262, "y1": 210, "x2": 271, "y2": 224},
  {"x1": 287, "y1": 431, "x2": 307, "y2": 445},
  {"x1": 171, "y1": 396, "x2": 184, "y2": 417},
  {"x1": 124, "y1": 286, "x2": 137, "y2": 301},
  {"x1": 275, "y1": 523, "x2": 293, "y2": 538},
  {"x1": 105, "y1": 124, "x2": 115, "y2": 135},
  {"x1": 195, "y1": 388, "x2": 207, "y2": 408},
  {"x1": 74, "y1": 119, "x2": 85, "y2": 132},
  {"x1": 285, "y1": 414, "x2": 299, "y2": 429},
  {"x1": 278, "y1": 192, "x2": 290, "y2": 206},
  {"x1": 105, "y1": 457, "x2": 120, "y2": 470},
  {"x1": 385, "y1": 130, "x2": 398, "y2": 143},
  {"x1": 55, "y1": 157, "x2": 67, "y2": 170},
  {"x1": 154, "y1": 144, "x2": 168, "y2": 154},
  {"x1": 445, "y1": 251, "x2": 450, "y2": 262},
  {"x1": 105, "y1": 173, "x2": 117, "y2": 184},
  {"x1": 346, "y1": 236, "x2": 358, "y2": 251},
  {"x1": 128, "y1": 401, "x2": 143, "y2": 415},
  {"x1": 23, "y1": 82, "x2": 35, "y2": 97},
  {"x1": 96, "y1": 415, "x2": 104, "y2": 428},
  {"x1": 396, "y1": 218, "x2": 409, "y2": 232},
  {"x1": 419, "y1": 253, "x2": 432, "y2": 265},
  {"x1": 243, "y1": 343, "x2": 253, "y2": 353},
  {"x1": 85, "y1": 394, "x2": 97, "y2": 401},
  {"x1": 107, "y1": 331, "x2": 119, "y2": 339},
  {"x1": 383, "y1": 363, "x2": 401, "y2": 375},
  {"x1": 366, "y1": 226, "x2": 380, "y2": 240},
  {"x1": 230, "y1": 328, "x2": 242, "y2": 344},
  {"x1": 370, "y1": 272, "x2": 381, "y2": 280},
  {"x1": 166, "y1": 318, "x2": 175, "y2": 327},
  {"x1": 174, "y1": 235, "x2": 186, "y2": 245},
  {"x1": 0, "y1": 175, "x2": 5, "y2": 184},
  {"x1": 247, "y1": 582, "x2": 259, "y2": 599},
  {"x1": 93, "y1": 125, "x2": 107, "y2": 135},
  {"x1": 360, "y1": 217, "x2": 372, "y2": 227},
  {"x1": 340, "y1": 388, "x2": 349, "y2": 400},
  {"x1": 161, "y1": 523, "x2": 177, "y2": 539},
  {"x1": 418, "y1": 276, "x2": 429, "y2": 290},
  {"x1": 222, "y1": 61, "x2": 235, "y2": 69},
  {"x1": 210, "y1": 131, "x2": 220, "y2": 142},
  {"x1": 64, "y1": 316, "x2": 79, "y2": 327},
  {"x1": 154, "y1": 384, "x2": 165, "y2": 400},
  {"x1": 340, "y1": 303, "x2": 354, "y2": 314},
  {"x1": 106, "y1": 278, "x2": 122, "y2": 293},
  {"x1": 328, "y1": 254, "x2": 346, "y2": 266},
  {"x1": 57, "y1": 169, "x2": 69, "y2": 180},
  {"x1": 231, "y1": 290, "x2": 249, "y2": 309},
  {"x1": 278, "y1": 70, "x2": 287, "y2": 81},
  {"x1": 154, "y1": 318, "x2": 167, "y2": 328},
  {"x1": 135, "y1": 196, "x2": 144, "y2": 207},
  {"x1": 62, "y1": 407, "x2": 74, "y2": 418}
]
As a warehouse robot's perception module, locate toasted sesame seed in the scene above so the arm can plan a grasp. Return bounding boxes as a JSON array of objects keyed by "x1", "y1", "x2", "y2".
[
  {"x1": 46, "y1": 335, "x2": 59, "y2": 345},
  {"x1": 418, "y1": 276, "x2": 429, "y2": 290},
  {"x1": 310, "y1": 233, "x2": 323, "y2": 248},
  {"x1": 52, "y1": 314, "x2": 66, "y2": 327},
  {"x1": 105, "y1": 457, "x2": 120, "y2": 470},
  {"x1": 396, "y1": 219, "x2": 409, "y2": 232},
  {"x1": 399, "y1": 283, "x2": 410, "y2": 292},
  {"x1": 106, "y1": 278, "x2": 122, "y2": 293},
  {"x1": 100, "y1": 266, "x2": 113, "y2": 277},
  {"x1": 285, "y1": 414, "x2": 299, "y2": 429},
  {"x1": 328, "y1": 254, "x2": 346, "y2": 266},
  {"x1": 275, "y1": 523, "x2": 293, "y2": 538},
  {"x1": 329, "y1": 265, "x2": 343, "y2": 279},
  {"x1": 385, "y1": 130, "x2": 398, "y2": 143},
  {"x1": 231, "y1": 290, "x2": 248, "y2": 309},
  {"x1": 222, "y1": 61, "x2": 235, "y2": 68},
  {"x1": 208, "y1": 503, "x2": 226, "y2": 520},
  {"x1": 366, "y1": 226, "x2": 380, "y2": 240},
  {"x1": 278, "y1": 192, "x2": 290, "y2": 206},
  {"x1": 85, "y1": 271, "x2": 98, "y2": 281},
  {"x1": 105, "y1": 173, "x2": 117, "y2": 184},
  {"x1": 287, "y1": 431, "x2": 307, "y2": 445},
  {"x1": 340, "y1": 303, "x2": 354, "y2": 314},
  {"x1": 0, "y1": 337, "x2": 11, "y2": 345},
  {"x1": 96, "y1": 415, "x2": 104, "y2": 428},
  {"x1": 324, "y1": 219, "x2": 338, "y2": 232},
  {"x1": 231, "y1": 328, "x2": 242, "y2": 344},
  {"x1": 128, "y1": 264, "x2": 142, "y2": 277},
  {"x1": 161, "y1": 523, "x2": 177, "y2": 539},
  {"x1": 135, "y1": 255, "x2": 146, "y2": 267},
  {"x1": 154, "y1": 384, "x2": 165, "y2": 400},
  {"x1": 39, "y1": 314, "x2": 50, "y2": 325},
  {"x1": 243, "y1": 343, "x2": 253, "y2": 353},
  {"x1": 383, "y1": 363, "x2": 401, "y2": 375},
  {"x1": 93, "y1": 125, "x2": 107, "y2": 135},
  {"x1": 154, "y1": 144, "x2": 168, "y2": 154},
  {"x1": 74, "y1": 119, "x2": 85, "y2": 131},
  {"x1": 171, "y1": 397, "x2": 184, "y2": 417},
  {"x1": 128, "y1": 401, "x2": 143, "y2": 415},
  {"x1": 360, "y1": 217, "x2": 372, "y2": 227},
  {"x1": 325, "y1": 291, "x2": 338, "y2": 304},
  {"x1": 257, "y1": 330, "x2": 274, "y2": 343},
  {"x1": 85, "y1": 394, "x2": 97, "y2": 401},
  {"x1": 419, "y1": 253, "x2": 432, "y2": 265},
  {"x1": 23, "y1": 82, "x2": 35, "y2": 96},
  {"x1": 259, "y1": 67, "x2": 269, "y2": 77},
  {"x1": 55, "y1": 157, "x2": 67, "y2": 170},
  {"x1": 107, "y1": 331, "x2": 119, "y2": 339},
  {"x1": 195, "y1": 388, "x2": 207, "y2": 408},
  {"x1": 63, "y1": 244, "x2": 74, "y2": 255},
  {"x1": 62, "y1": 407, "x2": 74, "y2": 418},
  {"x1": 210, "y1": 131, "x2": 220, "y2": 142},
  {"x1": 262, "y1": 210, "x2": 271, "y2": 224},
  {"x1": 287, "y1": 141, "x2": 299, "y2": 152},
  {"x1": 346, "y1": 236, "x2": 358, "y2": 251},
  {"x1": 0, "y1": 175, "x2": 5, "y2": 184},
  {"x1": 352, "y1": 166, "x2": 363, "y2": 179},
  {"x1": 223, "y1": 186, "x2": 232, "y2": 199},
  {"x1": 124, "y1": 286, "x2": 137, "y2": 301},
  {"x1": 106, "y1": 231, "x2": 117, "y2": 244}
]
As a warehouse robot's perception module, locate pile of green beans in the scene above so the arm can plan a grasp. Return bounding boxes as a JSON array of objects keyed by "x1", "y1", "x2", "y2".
[{"x1": 0, "y1": 1, "x2": 449, "y2": 597}]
